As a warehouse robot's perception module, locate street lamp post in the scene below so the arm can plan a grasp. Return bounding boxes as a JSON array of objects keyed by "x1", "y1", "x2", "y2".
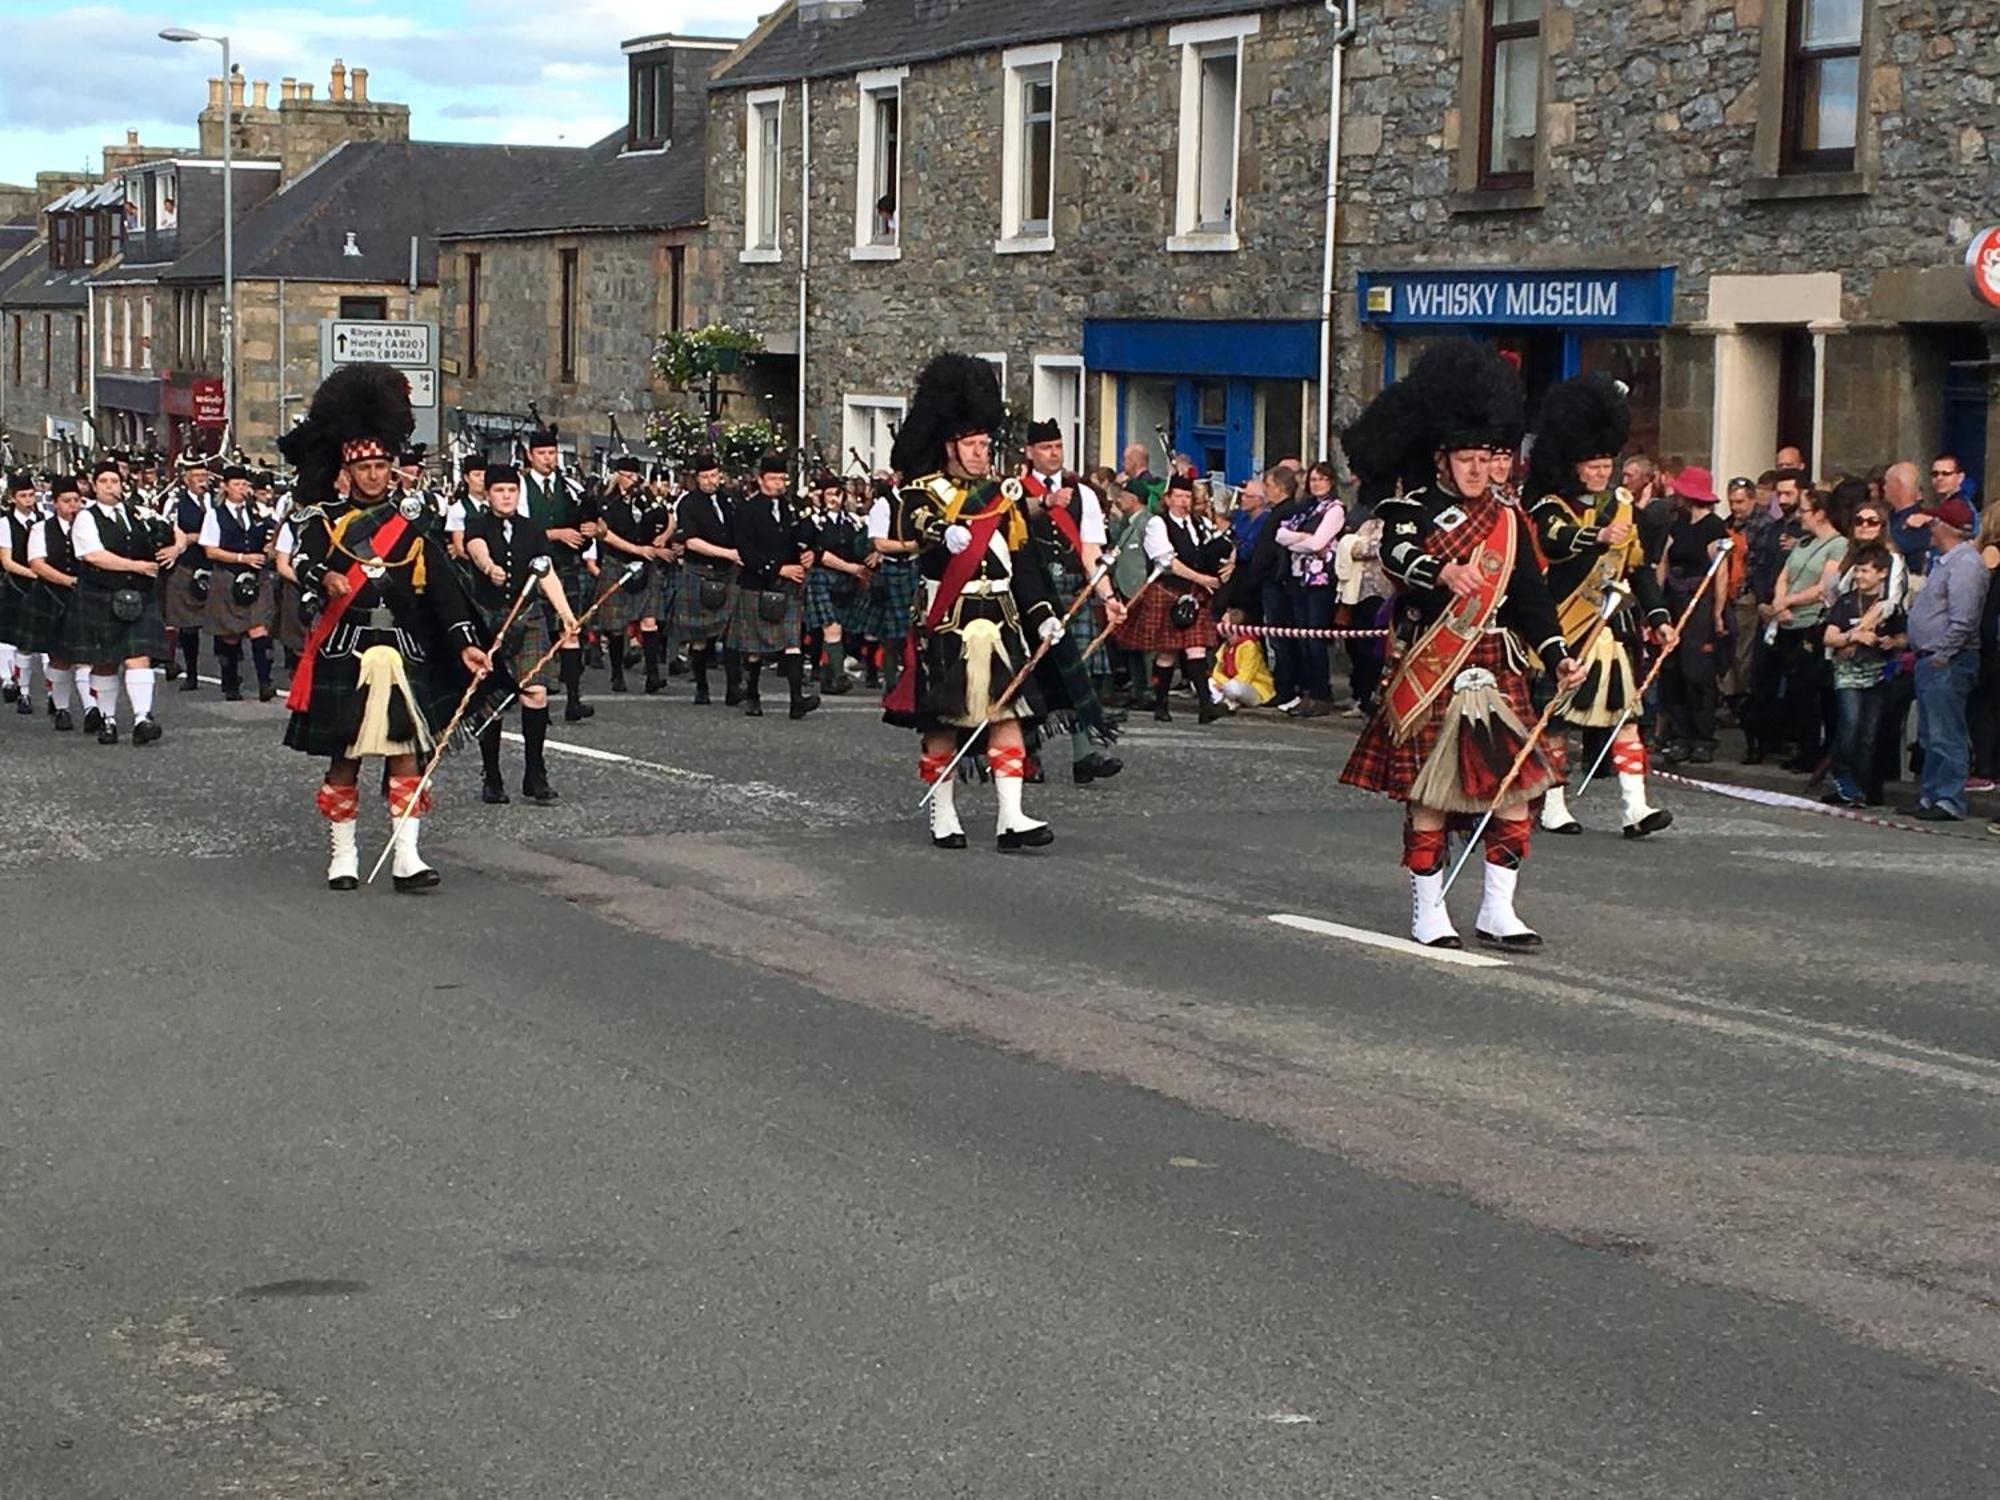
[{"x1": 159, "y1": 26, "x2": 233, "y2": 454}]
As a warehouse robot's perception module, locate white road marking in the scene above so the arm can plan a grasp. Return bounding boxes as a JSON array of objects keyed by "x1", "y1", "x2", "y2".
[
  {"x1": 1268, "y1": 913, "x2": 1509, "y2": 969},
  {"x1": 500, "y1": 732, "x2": 851, "y2": 816}
]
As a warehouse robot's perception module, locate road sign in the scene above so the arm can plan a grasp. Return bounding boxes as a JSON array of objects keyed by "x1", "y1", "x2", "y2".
[
  {"x1": 404, "y1": 369, "x2": 436, "y2": 409},
  {"x1": 1969, "y1": 226, "x2": 2000, "y2": 310},
  {"x1": 323, "y1": 320, "x2": 432, "y2": 367}
]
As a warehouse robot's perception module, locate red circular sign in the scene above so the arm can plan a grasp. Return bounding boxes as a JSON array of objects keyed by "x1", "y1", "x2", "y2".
[{"x1": 1969, "y1": 226, "x2": 2000, "y2": 309}]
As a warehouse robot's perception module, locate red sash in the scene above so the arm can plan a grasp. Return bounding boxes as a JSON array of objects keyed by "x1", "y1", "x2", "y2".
[
  {"x1": 285, "y1": 510, "x2": 413, "y2": 712},
  {"x1": 882, "y1": 495, "x2": 1012, "y2": 717},
  {"x1": 1383, "y1": 503, "x2": 1515, "y2": 742},
  {"x1": 1020, "y1": 470, "x2": 1086, "y2": 555}
]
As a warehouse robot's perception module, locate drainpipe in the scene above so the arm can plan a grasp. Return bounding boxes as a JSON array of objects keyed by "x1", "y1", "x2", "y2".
[
  {"x1": 276, "y1": 277, "x2": 286, "y2": 439},
  {"x1": 1317, "y1": 0, "x2": 1358, "y2": 460},
  {"x1": 797, "y1": 76, "x2": 811, "y2": 487}
]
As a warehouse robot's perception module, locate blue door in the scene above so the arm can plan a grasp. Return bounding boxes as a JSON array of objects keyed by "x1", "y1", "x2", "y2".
[{"x1": 1943, "y1": 362, "x2": 1988, "y2": 503}]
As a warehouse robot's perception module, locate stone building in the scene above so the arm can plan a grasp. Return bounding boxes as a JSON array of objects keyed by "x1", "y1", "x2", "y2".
[
  {"x1": 1338, "y1": 0, "x2": 2000, "y2": 491},
  {"x1": 437, "y1": 34, "x2": 734, "y2": 466},
  {"x1": 700, "y1": 0, "x2": 1344, "y2": 480}
]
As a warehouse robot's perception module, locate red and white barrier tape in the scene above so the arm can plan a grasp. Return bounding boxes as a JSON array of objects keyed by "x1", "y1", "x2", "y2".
[
  {"x1": 1218, "y1": 623, "x2": 1393, "y2": 641},
  {"x1": 1651, "y1": 767, "x2": 1994, "y2": 842}
]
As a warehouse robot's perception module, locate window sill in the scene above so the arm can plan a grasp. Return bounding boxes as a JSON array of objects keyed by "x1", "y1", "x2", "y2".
[
  {"x1": 1448, "y1": 185, "x2": 1545, "y2": 215},
  {"x1": 994, "y1": 234, "x2": 1055, "y2": 256},
  {"x1": 850, "y1": 243, "x2": 902, "y2": 262},
  {"x1": 739, "y1": 247, "x2": 783, "y2": 265},
  {"x1": 1167, "y1": 231, "x2": 1240, "y2": 254},
  {"x1": 1747, "y1": 170, "x2": 1869, "y2": 203}
]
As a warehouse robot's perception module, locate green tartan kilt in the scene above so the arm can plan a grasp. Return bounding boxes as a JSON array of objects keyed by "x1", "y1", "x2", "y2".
[
  {"x1": 803, "y1": 568, "x2": 856, "y2": 630},
  {"x1": 0, "y1": 580, "x2": 26, "y2": 645},
  {"x1": 725, "y1": 584, "x2": 803, "y2": 655},
  {"x1": 281, "y1": 629, "x2": 468, "y2": 758},
  {"x1": 594, "y1": 561, "x2": 665, "y2": 632},
  {"x1": 1055, "y1": 568, "x2": 1107, "y2": 671},
  {"x1": 855, "y1": 558, "x2": 920, "y2": 641},
  {"x1": 17, "y1": 581, "x2": 73, "y2": 657},
  {"x1": 204, "y1": 566, "x2": 279, "y2": 637},
  {"x1": 63, "y1": 584, "x2": 169, "y2": 665},
  {"x1": 670, "y1": 561, "x2": 736, "y2": 647},
  {"x1": 162, "y1": 563, "x2": 208, "y2": 628},
  {"x1": 500, "y1": 604, "x2": 558, "y2": 686}
]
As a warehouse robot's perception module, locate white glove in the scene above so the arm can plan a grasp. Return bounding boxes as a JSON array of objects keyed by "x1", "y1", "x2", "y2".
[
  {"x1": 943, "y1": 524, "x2": 973, "y2": 555},
  {"x1": 1038, "y1": 616, "x2": 1066, "y2": 645}
]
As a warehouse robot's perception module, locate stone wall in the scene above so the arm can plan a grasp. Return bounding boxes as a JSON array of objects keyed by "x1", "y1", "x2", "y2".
[
  {"x1": 1, "y1": 307, "x2": 91, "y2": 457},
  {"x1": 699, "y1": 4, "x2": 1338, "y2": 464}
]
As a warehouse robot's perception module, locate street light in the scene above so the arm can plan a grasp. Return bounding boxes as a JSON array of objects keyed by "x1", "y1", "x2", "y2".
[{"x1": 159, "y1": 25, "x2": 234, "y2": 453}]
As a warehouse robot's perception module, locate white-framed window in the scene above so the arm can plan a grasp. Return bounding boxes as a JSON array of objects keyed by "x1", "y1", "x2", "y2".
[
  {"x1": 139, "y1": 297, "x2": 153, "y2": 370},
  {"x1": 101, "y1": 297, "x2": 114, "y2": 365},
  {"x1": 843, "y1": 395, "x2": 906, "y2": 474},
  {"x1": 120, "y1": 298, "x2": 132, "y2": 368},
  {"x1": 1169, "y1": 14, "x2": 1259, "y2": 253},
  {"x1": 976, "y1": 352, "x2": 1008, "y2": 402},
  {"x1": 742, "y1": 88, "x2": 786, "y2": 264},
  {"x1": 998, "y1": 43, "x2": 1060, "y2": 253},
  {"x1": 852, "y1": 66, "x2": 907, "y2": 260},
  {"x1": 1031, "y1": 356, "x2": 1085, "y2": 464}
]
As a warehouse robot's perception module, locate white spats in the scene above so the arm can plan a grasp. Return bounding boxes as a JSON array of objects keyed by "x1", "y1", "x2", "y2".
[
  {"x1": 930, "y1": 775, "x2": 965, "y2": 846},
  {"x1": 1540, "y1": 783, "x2": 1580, "y2": 833},
  {"x1": 390, "y1": 817, "x2": 432, "y2": 883},
  {"x1": 327, "y1": 819, "x2": 360, "y2": 888},
  {"x1": 1475, "y1": 861, "x2": 1541, "y2": 948},
  {"x1": 993, "y1": 774, "x2": 1047, "y2": 839},
  {"x1": 1410, "y1": 870, "x2": 1460, "y2": 948},
  {"x1": 1620, "y1": 770, "x2": 1665, "y2": 830}
]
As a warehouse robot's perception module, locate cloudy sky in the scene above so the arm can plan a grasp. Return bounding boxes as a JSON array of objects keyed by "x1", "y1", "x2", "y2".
[{"x1": 0, "y1": 0, "x2": 770, "y2": 184}]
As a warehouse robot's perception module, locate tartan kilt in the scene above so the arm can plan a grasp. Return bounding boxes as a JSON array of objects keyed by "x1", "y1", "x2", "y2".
[
  {"x1": 62, "y1": 584, "x2": 169, "y2": 665},
  {"x1": 1055, "y1": 568, "x2": 1107, "y2": 670},
  {"x1": 17, "y1": 581, "x2": 73, "y2": 657},
  {"x1": 725, "y1": 584, "x2": 803, "y2": 655},
  {"x1": 803, "y1": 567, "x2": 855, "y2": 630},
  {"x1": 0, "y1": 580, "x2": 25, "y2": 645},
  {"x1": 1116, "y1": 581, "x2": 1215, "y2": 654},
  {"x1": 1340, "y1": 632, "x2": 1555, "y2": 805},
  {"x1": 855, "y1": 558, "x2": 920, "y2": 640},
  {"x1": 276, "y1": 580, "x2": 307, "y2": 653},
  {"x1": 594, "y1": 562, "x2": 664, "y2": 633},
  {"x1": 282, "y1": 629, "x2": 495, "y2": 759},
  {"x1": 162, "y1": 563, "x2": 208, "y2": 628},
  {"x1": 204, "y1": 566, "x2": 279, "y2": 637},
  {"x1": 498, "y1": 603, "x2": 558, "y2": 685},
  {"x1": 670, "y1": 561, "x2": 736, "y2": 647}
]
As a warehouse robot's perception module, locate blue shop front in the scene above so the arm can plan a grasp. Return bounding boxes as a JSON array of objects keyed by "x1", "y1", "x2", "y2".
[
  {"x1": 1357, "y1": 266, "x2": 1677, "y2": 454},
  {"x1": 1083, "y1": 317, "x2": 1319, "y2": 484}
]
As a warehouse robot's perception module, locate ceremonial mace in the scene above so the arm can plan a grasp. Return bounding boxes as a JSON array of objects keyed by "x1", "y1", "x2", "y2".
[
  {"x1": 367, "y1": 557, "x2": 550, "y2": 886},
  {"x1": 1573, "y1": 537, "x2": 1737, "y2": 801},
  {"x1": 470, "y1": 560, "x2": 647, "y2": 737},
  {"x1": 918, "y1": 543, "x2": 1124, "y2": 809},
  {"x1": 1440, "y1": 580, "x2": 1629, "y2": 900}
]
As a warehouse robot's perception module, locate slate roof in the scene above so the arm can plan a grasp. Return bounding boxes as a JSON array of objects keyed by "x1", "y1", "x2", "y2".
[
  {"x1": 156, "y1": 139, "x2": 578, "y2": 285},
  {"x1": 0, "y1": 245, "x2": 92, "y2": 310},
  {"x1": 714, "y1": 0, "x2": 1307, "y2": 88},
  {"x1": 438, "y1": 125, "x2": 706, "y2": 240}
]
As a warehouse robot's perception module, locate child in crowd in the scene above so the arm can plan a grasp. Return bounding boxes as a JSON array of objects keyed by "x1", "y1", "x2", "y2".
[
  {"x1": 1821, "y1": 542, "x2": 1906, "y2": 807},
  {"x1": 1211, "y1": 608, "x2": 1275, "y2": 711}
]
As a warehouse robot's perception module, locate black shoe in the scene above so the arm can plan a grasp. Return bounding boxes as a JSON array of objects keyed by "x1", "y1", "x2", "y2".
[
  {"x1": 1290, "y1": 697, "x2": 1332, "y2": 719},
  {"x1": 132, "y1": 717, "x2": 163, "y2": 746},
  {"x1": 482, "y1": 779, "x2": 511, "y2": 805},
  {"x1": 1911, "y1": 804, "x2": 1962, "y2": 822},
  {"x1": 1780, "y1": 756, "x2": 1817, "y2": 774},
  {"x1": 1153, "y1": 706, "x2": 1172, "y2": 723},
  {"x1": 1073, "y1": 753, "x2": 1124, "y2": 785},
  {"x1": 668, "y1": 655, "x2": 688, "y2": 676},
  {"x1": 610, "y1": 678, "x2": 629, "y2": 694},
  {"x1": 644, "y1": 672, "x2": 665, "y2": 695},
  {"x1": 1476, "y1": 928, "x2": 1544, "y2": 952},
  {"x1": 1547, "y1": 819, "x2": 1584, "y2": 836},
  {"x1": 258, "y1": 682, "x2": 277, "y2": 702},
  {"x1": 97, "y1": 723, "x2": 119, "y2": 745},
  {"x1": 692, "y1": 685, "x2": 712, "y2": 705},
  {"x1": 392, "y1": 868, "x2": 442, "y2": 893},
  {"x1": 13, "y1": 693, "x2": 30, "y2": 715},
  {"x1": 521, "y1": 779, "x2": 560, "y2": 805},
  {"x1": 1423, "y1": 934, "x2": 1466, "y2": 951},
  {"x1": 997, "y1": 825, "x2": 1056, "y2": 852},
  {"x1": 743, "y1": 696, "x2": 764, "y2": 717},
  {"x1": 1688, "y1": 743, "x2": 1716, "y2": 765},
  {"x1": 1658, "y1": 741, "x2": 1691, "y2": 764},
  {"x1": 0, "y1": 683, "x2": 15, "y2": 703},
  {"x1": 1741, "y1": 742, "x2": 1764, "y2": 766},
  {"x1": 83, "y1": 707, "x2": 103, "y2": 734},
  {"x1": 583, "y1": 645, "x2": 605, "y2": 669},
  {"x1": 932, "y1": 832, "x2": 968, "y2": 850},
  {"x1": 725, "y1": 687, "x2": 745, "y2": 707},
  {"x1": 328, "y1": 874, "x2": 359, "y2": 893},
  {"x1": 822, "y1": 671, "x2": 853, "y2": 696},
  {"x1": 223, "y1": 686, "x2": 243, "y2": 702},
  {"x1": 179, "y1": 675, "x2": 201, "y2": 692},
  {"x1": 52, "y1": 708, "x2": 73, "y2": 732},
  {"x1": 1622, "y1": 808, "x2": 1674, "y2": 838},
  {"x1": 1197, "y1": 698, "x2": 1225, "y2": 724},
  {"x1": 789, "y1": 694, "x2": 821, "y2": 720},
  {"x1": 163, "y1": 660, "x2": 181, "y2": 681},
  {"x1": 564, "y1": 701, "x2": 594, "y2": 722}
]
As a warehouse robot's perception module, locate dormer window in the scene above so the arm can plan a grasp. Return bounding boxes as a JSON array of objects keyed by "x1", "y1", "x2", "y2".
[{"x1": 629, "y1": 56, "x2": 671, "y2": 150}]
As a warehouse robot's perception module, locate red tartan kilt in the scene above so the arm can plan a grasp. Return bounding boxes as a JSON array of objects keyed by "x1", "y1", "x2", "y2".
[
  {"x1": 1115, "y1": 582, "x2": 1214, "y2": 654},
  {"x1": 1340, "y1": 633, "x2": 1552, "y2": 804}
]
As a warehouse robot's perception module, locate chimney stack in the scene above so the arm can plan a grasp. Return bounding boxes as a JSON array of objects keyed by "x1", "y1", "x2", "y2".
[
  {"x1": 281, "y1": 76, "x2": 297, "y2": 102},
  {"x1": 252, "y1": 79, "x2": 269, "y2": 109},
  {"x1": 229, "y1": 73, "x2": 246, "y2": 110},
  {"x1": 351, "y1": 68, "x2": 369, "y2": 102},
  {"x1": 299, "y1": 82, "x2": 314, "y2": 100},
  {"x1": 207, "y1": 77, "x2": 224, "y2": 109},
  {"x1": 330, "y1": 59, "x2": 347, "y2": 101},
  {"x1": 127, "y1": 129, "x2": 139, "y2": 146}
]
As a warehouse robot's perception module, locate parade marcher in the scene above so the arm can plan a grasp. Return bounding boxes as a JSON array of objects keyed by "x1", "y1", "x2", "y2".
[
  {"x1": 1, "y1": 472, "x2": 42, "y2": 712},
  {"x1": 443, "y1": 452, "x2": 489, "y2": 562},
  {"x1": 1338, "y1": 340, "x2": 1585, "y2": 950},
  {"x1": 1526, "y1": 373, "x2": 1676, "y2": 838},
  {"x1": 882, "y1": 353, "x2": 1069, "y2": 851},
  {"x1": 859, "y1": 474, "x2": 921, "y2": 692},
  {"x1": 727, "y1": 452, "x2": 822, "y2": 720},
  {"x1": 670, "y1": 452, "x2": 743, "y2": 705},
  {"x1": 22, "y1": 473, "x2": 87, "y2": 731},
  {"x1": 280, "y1": 364, "x2": 496, "y2": 892},
  {"x1": 64, "y1": 459, "x2": 180, "y2": 745},
  {"x1": 1655, "y1": 466, "x2": 1730, "y2": 764},
  {"x1": 805, "y1": 472, "x2": 866, "y2": 695},
  {"x1": 1116, "y1": 472, "x2": 1229, "y2": 724},
  {"x1": 463, "y1": 464, "x2": 579, "y2": 803},
  {"x1": 519, "y1": 431, "x2": 595, "y2": 722},
  {"x1": 591, "y1": 454, "x2": 675, "y2": 694},
  {"x1": 1020, "y1": 417, "x2": 1127, "y2": 781},
  {"x1": 198, "y1": 463, "x2": 280, "y2": 701},
  {"x1": 162, "y1": 452, "x2": 213, "y2": 689}
]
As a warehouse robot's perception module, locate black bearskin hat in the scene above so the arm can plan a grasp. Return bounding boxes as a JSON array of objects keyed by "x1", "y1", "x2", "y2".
[
  {"x1": 279, "y1": 363, "x2": 416, "y2": 504},
  {"x1": 890, "y1": 353, "x2": 1004, "y2": 479},
  {"x1": 1340, "y1": 339, "x2": 1524, "y2": 503},
  {"x1": 1527, "y1": 372, "x2": 1628, "y2": 502}
]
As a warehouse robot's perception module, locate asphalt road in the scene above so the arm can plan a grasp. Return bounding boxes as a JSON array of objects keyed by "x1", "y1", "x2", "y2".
[{"x1": 3, "y1": 661, "x2": 1998, "y2": 1498}]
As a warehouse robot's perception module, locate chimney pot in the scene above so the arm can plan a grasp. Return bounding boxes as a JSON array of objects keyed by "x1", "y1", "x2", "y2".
[
  {"x1": 351, "y1": 67, "x2": 369, "y2": 103},
  {"x1": 252, "y1": 79, "x2": 269, "y2": 109},
  {"x1": 299, "y1": 82, "x2": 314, "y2": 100},
  {"x1": 127, "y1": 129, "x2": 139, "y2": 146},
  {"x1": 281, "y1": 76, "x2": 297, "y2": 102},
  {"x1": 229, "y1": 74, "x2": 246, "y2": 109},
  {"x1": 207, "y1": 77, "x2": 224, "y2": 109},
  {"x1": 330, "y1": 59, "x2": 346, "y2": 101}
]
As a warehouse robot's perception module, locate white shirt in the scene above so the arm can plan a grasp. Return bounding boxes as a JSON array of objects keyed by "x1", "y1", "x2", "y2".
[
  {"x1": 866, "y1": 497, "x2": 892, "y2": 542},
  {"x1": 275, "y1": 520, "x2": 297, "y2": 554},
  {"x1": 70, "y1": 504, "x2": 125, "y2": 558},
  {"x1": 1028, "y1": 470, "x2": 1108, "y2": 547},
  {"x1": 1140, "y1": 513, "x2": 1177, "y2": 567},
  {"x1": 196, "y1": 501, "x2": 253, "y2": 549},
  {"x1": 444, "y1": 498, "x2": 467, "y2": 534},
  {"x1": 25, "y1": 517, "x2": 51, "y2": 564}
]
